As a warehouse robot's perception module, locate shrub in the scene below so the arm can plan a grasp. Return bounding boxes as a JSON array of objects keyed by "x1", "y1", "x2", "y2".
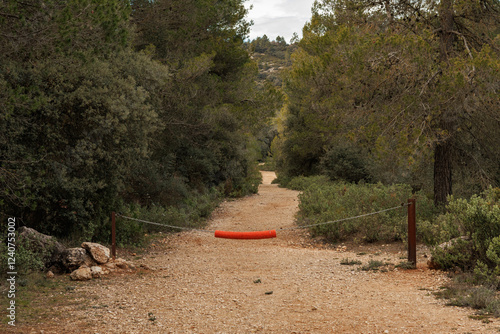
[
  {"x1": 0, "y1": 232, "x2": 51, "y2": 275},
  {"x1": 95, "y1": 187, "x2": 222, "y2": 247},
  {"x1": 430, "y1": 187, "x2": 500, "y2": 272},
  {"x1": 295, "y1": 177, "x2": 435, "y2": 243},
  {"x1": 430, "y1": 237, "x2": 476, "y2": 271},
  {"x1": 227, "y1": 163, "x2": 262, "y2": 197},
  {"x1": 286, "y1": 175, "x2": 331, "y2": 191},
  {"x1": 435, "y1": 274, "x2": 500, "y2": 317},
  {"x1": 320, "y1": 145, "x2": 372, "y2": 183}
]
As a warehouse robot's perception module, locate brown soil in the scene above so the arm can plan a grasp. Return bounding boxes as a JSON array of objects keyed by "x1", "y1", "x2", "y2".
[{"x1": 6, "y1": 171, "x2": 500, "y2": 333}]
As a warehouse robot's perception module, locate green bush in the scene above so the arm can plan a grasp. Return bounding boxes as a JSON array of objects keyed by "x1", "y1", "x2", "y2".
[
  {"x1": 320, "y1": 145, "x2": 372, "y2": 183},
  {"x1": 226, "y1": 163, "x2": 262, "y2": 197},
  {"x1": 430, "y1": 237, "x2": 476, "y2": 271},
  {"x1": 430, "y1": 187, "x2": 500, "y2": 272},
  {"x1": 295, "y1": 177, "x2": 435, "y2": 243},
  {"x1": 286, "y1": 175, "x2": 331, "y2": 191},
  {"x1": 100, "y1": 187, "x2": 223, "y2": 247},
  {"x1": 0, "y1": 233, "x2": 51, "y2": 275}
]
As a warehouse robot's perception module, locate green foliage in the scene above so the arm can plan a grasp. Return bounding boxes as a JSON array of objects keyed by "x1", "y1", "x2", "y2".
[
  {"x1": 431, "y1": 237, "x2": 476, "y2": 271},
  {"x1": 320, "y1": 144, "x2": 372, "y2": 183},
  {"x1": 285, "y1": 175, "x2": 331, "y2": 191},
  {"x1": 0, "y1": 233, "x2": 50, "y2": 275},
  {"x1": 1, "y1": 0, "x2": 277, "y2": 243},
  {"x1": 0, "y1": 51, "x2": 160, "y2": 238},
  {"x1": 486, "y1": 237, "x2": 500, "y2": 267},
  {"x1": 132, "y1": 0, "x2": 251, "y2": 66},
  {"x1": 276, "y1": 0, "x2": 500, "y2": 205},
  {"x1": 430, "y1": 188, "x2": 500, "y2": 272},
  {"x1": 295, "y1": 177, "x2": 435, "y2": 243},
  {"x1": 0, "y1": 0, "x2": 131, "y2": 60}
]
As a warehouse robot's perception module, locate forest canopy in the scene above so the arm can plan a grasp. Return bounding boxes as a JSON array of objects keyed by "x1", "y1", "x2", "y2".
[
  {"x1": 274, "y1": 0, "x2": 500, "y2": 206},
  {"x1": 0, "y1": 0, "x2": 280, "y2": 240}
]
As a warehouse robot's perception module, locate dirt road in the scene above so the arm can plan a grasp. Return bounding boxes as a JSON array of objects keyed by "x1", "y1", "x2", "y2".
[{"x1": 12, "y1": 172, "x2": 500, "y2": 333}]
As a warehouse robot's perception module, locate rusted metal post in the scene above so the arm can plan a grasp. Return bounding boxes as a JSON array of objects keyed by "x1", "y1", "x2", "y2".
[
  {"x1": 111, "y1": 211, "x2": 116, "y2": 260},
  {"x1": 408, "y1": 199, "x2": 416, "y2": 266}
]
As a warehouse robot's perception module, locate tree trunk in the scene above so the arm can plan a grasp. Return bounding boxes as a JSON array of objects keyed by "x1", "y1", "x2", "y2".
[
  {"x1": 433, "y1": 139, "x2": 453, "y2": 206},
  {"x1": 439, "y1": 0, "x2": 455, "y2": 62},
  {"x1": 433, "y1": 0, "x2": 455, "y2": 207}
]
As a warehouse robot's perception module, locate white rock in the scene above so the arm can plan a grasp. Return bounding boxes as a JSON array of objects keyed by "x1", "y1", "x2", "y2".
[
  {"x1": 90, "y1": 266, "x2": 103, "y2": 278},
  {"x1": 70, "y1": 267, "x2": 92, "y2": 281},
  {"x1": 63, "y1": 248, "x2": 96, "y2": 271},
  {"x1": 82, "y1": 242, "x2": 110, "y2": 264}
]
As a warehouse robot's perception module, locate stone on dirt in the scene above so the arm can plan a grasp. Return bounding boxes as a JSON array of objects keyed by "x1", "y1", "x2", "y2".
[
  {"x1": 70, "y1": 267, "x2": 93, "y2": 281},
  {"x1": 114, "y1": 258, "x2": 132, "y2": 269},
  {"x1": 82, "y1": 242, "x2": 110, "y2": 264},
  {"x1": 63, "y1": 248, "x2": 96, "y2": 271},
  {"x1": 90, "y1": 266, "x2": 104, "y2": 278},
  {"x1": 18, "y1": 226, "x2": 66, "y2": 267}
]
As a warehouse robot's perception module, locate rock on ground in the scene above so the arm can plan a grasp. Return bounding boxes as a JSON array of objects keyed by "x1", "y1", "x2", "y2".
[
  {"x1": 62, "y1": 248, "x2": 96, "y2": 271},
  {"x1": 69, "y1": 267, "x2": 92, "y2": 281},
  {"x1": 18, "y1": 226, "x2": 66, "y2": 266},
  {"x1": 82, "y1": 242, "x2": 110, "y2": 264}
]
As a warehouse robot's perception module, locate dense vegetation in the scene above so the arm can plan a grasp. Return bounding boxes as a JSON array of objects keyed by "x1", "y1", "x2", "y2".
[
  {"x1": 0, "y1": 0, "x2": 281, "y2": 243},
  {"x1": 287, "y1": 175, "x2": 436, "y2": 243},
  {"x1": 273, "y1": 0, "x2": 500, "y2": 207}
]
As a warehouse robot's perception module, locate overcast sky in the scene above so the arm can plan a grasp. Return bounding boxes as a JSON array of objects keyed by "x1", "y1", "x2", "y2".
[{"x1": 245, "y1": 0, "x2": 316, "y2": 43}]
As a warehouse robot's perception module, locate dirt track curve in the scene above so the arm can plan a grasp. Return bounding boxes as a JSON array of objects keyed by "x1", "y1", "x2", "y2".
[{"x1": 9, "y1": 171, "x2": 500, "y2": 333}]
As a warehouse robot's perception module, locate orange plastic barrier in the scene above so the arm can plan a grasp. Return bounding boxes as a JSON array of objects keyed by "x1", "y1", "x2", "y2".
[{"x1": 214, "y1": 230, "x2": 277, "y2": 239}]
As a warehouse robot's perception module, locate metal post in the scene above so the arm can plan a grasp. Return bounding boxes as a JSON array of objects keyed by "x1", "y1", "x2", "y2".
[
  {"x1": 408, "y1": 199, "x2": 416, "y2": 266},
  {"x1": 111, "y1": 211, "x2": 116, "y2": 260}
]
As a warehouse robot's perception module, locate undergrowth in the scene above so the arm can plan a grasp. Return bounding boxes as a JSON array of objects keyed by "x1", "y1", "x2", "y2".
[
  {"x1": 435, "y1": 273, "x2": 500, "y2": 317},
  {"x1": 103, "y1": 187, "x2": 224, "y2": 247},
  {"x1": 291, "y1": 176, "x2": 436, "y2": 243}
]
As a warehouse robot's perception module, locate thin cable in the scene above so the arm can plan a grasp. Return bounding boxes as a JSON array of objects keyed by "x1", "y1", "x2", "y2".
[
  {"x1": 117, "y1": 203, "x2": 410, "y2": 234},
  {"x1": 116, "y1": 214, "x2": 215, "y2": 234},
  {"x1": 280, "y1": 203, "x2": 409, "y2": 231}
]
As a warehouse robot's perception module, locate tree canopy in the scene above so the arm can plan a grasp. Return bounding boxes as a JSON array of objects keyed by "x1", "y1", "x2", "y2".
[
  {"x1": 276, "y1": 0, "x2": 500, "y2": 205},
  {"x1": 1, "y1": 0, "x2": 281, "y2": 239}
]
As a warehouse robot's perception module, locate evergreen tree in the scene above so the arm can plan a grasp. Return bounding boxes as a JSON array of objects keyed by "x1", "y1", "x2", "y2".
[{"x1": 279, "y1": 0, "x2": 500, "y2": 205}]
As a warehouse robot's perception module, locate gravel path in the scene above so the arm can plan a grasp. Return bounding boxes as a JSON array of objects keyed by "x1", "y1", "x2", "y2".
[{"x1": 12, "y1": 171, "x2": 500, "y2": 333}]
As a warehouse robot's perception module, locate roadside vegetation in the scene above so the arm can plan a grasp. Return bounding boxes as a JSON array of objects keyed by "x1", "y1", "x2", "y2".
[
  {"x1": 0, "y1": 0, "x2": 276, "y2": 247},
  {"x1": 279, "y1": 174, "x2": 500, "y2": 317}
]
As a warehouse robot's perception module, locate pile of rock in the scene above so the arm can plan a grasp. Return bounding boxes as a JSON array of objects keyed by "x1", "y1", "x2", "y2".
[
  {"x1": 66, "y1": 242, "x2": 136, "y2": 281},
  {"x1": 18, "y1": 227, "x2": 136, "y2": 281}
]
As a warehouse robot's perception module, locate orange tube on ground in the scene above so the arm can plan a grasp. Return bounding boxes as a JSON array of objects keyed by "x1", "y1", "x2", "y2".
[{"x1": 214, "y1": 230, "x2": 277, "y2": 239}]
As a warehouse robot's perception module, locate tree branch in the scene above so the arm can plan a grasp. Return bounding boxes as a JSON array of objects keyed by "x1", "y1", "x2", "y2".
[
  {"x1": 0, "y1": 12, "x2": 21, "y2": 19},
  {"x1": 450, "y1": 30, "x2": 476, "y2": 81}
]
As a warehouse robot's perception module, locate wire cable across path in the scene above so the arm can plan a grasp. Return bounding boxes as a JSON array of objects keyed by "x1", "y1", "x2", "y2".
[
  {"x1": 116, "y1": 203, "x2": 408, "y2": 240},
  {"x1": 280, "y1": 203, "x2": 409, "y2": 231},
  {"x1": 115, "y1": 214, "x2": 216, "y2": 234}
]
